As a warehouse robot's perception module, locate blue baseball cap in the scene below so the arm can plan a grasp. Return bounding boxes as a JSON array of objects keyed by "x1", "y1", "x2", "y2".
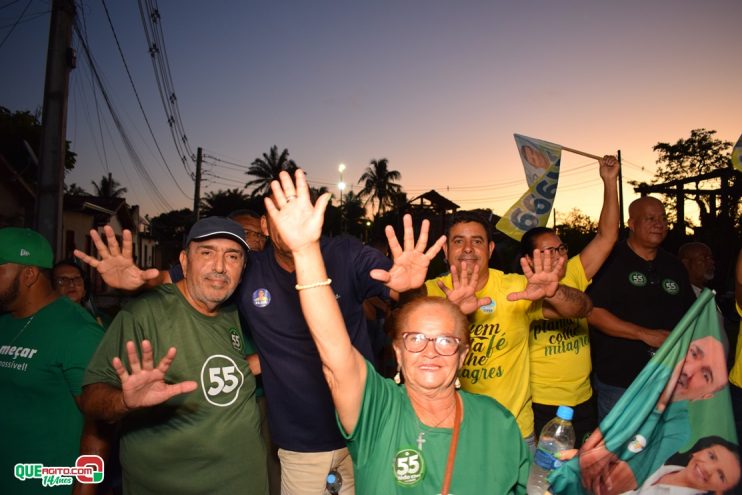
[{"x1": 184, "y1": 217, "x2": 250, "y2": 253}]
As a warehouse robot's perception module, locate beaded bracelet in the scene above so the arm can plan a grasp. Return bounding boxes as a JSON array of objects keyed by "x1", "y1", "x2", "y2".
[{"x1": 295, "y1": 278, "x2": 332, "y2": 291}]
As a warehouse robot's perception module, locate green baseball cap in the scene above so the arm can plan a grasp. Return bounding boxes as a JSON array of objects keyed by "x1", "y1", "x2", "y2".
[{"x1": 0, "y1": 227, "x2": 54, "y2": 269}]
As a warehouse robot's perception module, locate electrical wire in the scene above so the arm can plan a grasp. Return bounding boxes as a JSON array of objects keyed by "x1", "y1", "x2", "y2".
[
  {"x1": 73, "y1": 18, "x2": 175, "y2": 210},
  {"x1": 99, "y1": 0, "x2": 190, "y2": 198},
  {"x1": 0, "y1": 0, "x2": 31, "y2": 50},
  {"x1": 137, "y1": 0, "x2": 195, "y2": 174}
]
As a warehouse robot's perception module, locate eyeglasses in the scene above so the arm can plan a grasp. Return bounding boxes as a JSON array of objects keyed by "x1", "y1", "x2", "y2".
[
  {"x1": 540, "y1": 243, "x2": 568, "y2": 256},
  {"x1": 243, "y1": 229, "x2": 266, "y2": 242},
  {"x1": 401, "y1": 332, "x2": 461, "y2": 356},
  {"x1": 55, "y1": 276, "x2": 84, "y2": 287}
]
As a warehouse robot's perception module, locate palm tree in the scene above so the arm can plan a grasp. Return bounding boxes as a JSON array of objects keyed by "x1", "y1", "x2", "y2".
[
  {"x1": 91, "y1": 173, "x2": 127, "y2": 198},
  {"x1": 64, "y1": 182, "x2": 90, "y2": 196},
  {"x1": 245, "y1": 145, "x2": 298, "y2": 197},
  {"x1": 342, "y1": 191, "x2": 367, "y2": 233},
  {"x1": 200, "y1": 188, "x2": 253, "y2": 217},
  {"x1": 357, "y1": 158, "x2": 402, "y2": 218}
]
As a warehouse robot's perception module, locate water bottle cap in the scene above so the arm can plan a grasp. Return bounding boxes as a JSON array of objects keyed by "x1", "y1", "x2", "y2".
[
  {"x1": 327, "y1": 473, "x2": 337, "y2": 484},
  {"x1": 556, "y1": 405, "x2": 574, "y2": 421}
]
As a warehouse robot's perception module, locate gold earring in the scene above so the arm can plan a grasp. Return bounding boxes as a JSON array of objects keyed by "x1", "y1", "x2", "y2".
[{"x1": 454, "y1": 377, "x2": 461, "y2": 389}]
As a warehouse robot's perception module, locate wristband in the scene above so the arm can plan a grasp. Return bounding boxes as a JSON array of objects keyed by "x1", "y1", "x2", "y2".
[{"x1": 295, "y1": 278, "x2": 332, "y2": 291}]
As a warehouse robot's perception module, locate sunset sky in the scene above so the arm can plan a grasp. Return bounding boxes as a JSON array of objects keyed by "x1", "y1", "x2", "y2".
[{"x1": 2, "y1": 0, "x2": 740, "y2": 221}]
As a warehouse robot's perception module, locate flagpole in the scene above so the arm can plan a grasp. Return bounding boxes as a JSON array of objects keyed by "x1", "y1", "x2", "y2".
[{"x1": 561, "y1": 146, "x2": 602, "y2": 161}]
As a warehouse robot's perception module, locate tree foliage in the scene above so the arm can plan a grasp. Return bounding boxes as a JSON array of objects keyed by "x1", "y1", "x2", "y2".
[
  {"x1": 245, "y1": 145, "x2": 298, "y2": 197},
  {"x1": 149, "y1": 208, "x2": 194, "y2": 243},
  {"x1": 652, "y1": 129, "x2": 732, "y2": 182},
  {"x1": 200, "y1": 188, "x2": 263, "y2": 217},
  {"x1": 64, "y1": 182, "x2": 90, "y2": 196},
  {"x1": 555, "y1": 208, "x2": 597, "y2": 255},
  {"x1": 0, "y1": 106, "x2": 77, "y2": 176},
  {"x1": 647, "y1": 129, "x2": 738, "y2": 232},
  {"x1": 91, "y1": 173, "x2": 127, "y2": 198},
  {"x1": 357, "y1": 158, "x2": 402, "y2": 218}
]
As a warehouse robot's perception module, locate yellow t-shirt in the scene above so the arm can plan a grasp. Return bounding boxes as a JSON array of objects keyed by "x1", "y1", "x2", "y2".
[
  {"x1": 426, "y1": 269, "x2": 543, "y2": 438},
  {"x1": 728, "y1": 303, "x2": 742, "y2": 387},
  {"x1": 529, "y1": 256, "x2": 592, "y2": 406}
]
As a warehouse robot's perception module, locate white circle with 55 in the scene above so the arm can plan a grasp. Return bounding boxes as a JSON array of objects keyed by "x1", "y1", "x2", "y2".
[
  {"x1": 393, "y1": 448, "x2": 426, "y2": 487},
  {"x1": 200, "y1": 355, "x2": 245, "y2": 407}
]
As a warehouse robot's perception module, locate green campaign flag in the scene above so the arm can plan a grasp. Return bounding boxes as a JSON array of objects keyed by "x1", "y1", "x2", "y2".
[{"x1": 549, "y1": 290, "x2": 739, "y2": 494}]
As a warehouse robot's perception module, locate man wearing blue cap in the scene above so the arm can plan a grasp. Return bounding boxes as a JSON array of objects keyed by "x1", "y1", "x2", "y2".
[
  {"x1": 80, "y1": 217, "x2": 268, "y2": 495},
  {"x1": 0, "y1": 227, "x2": 104, "y2": 494}
]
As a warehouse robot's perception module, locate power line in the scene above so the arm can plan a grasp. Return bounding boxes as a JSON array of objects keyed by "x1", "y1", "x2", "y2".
[
  {"x1": 0, "y1": 0, "x2": 31, "y2": 50},
  {"x1": 0, "y1": 0, "x2": 25, "y2": 11},
  {"x1": 138, "y1": 0, "x2": 195, "y2": 174},
  {"x1": 73, "y1": 18, "x2": 175, "y2": 210},
  {"x1": 76, "y1": 2, "x2": 111, "y2": 174},
  {"x1": 99, "y1": 0, "x2": 190, "y2": 198}
]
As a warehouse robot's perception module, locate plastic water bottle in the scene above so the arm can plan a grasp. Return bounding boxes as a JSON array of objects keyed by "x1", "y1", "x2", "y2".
[
  {"x1": 526, "y1": 405, "x2": 575, "y2": 495},
  {"x1": 326, "y1": 469, "x2": 342, "y2": 494}
]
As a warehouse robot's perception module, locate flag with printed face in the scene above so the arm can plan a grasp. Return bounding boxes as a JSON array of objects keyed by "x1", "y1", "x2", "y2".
[
  {"x1": 732, "y1": 133, "x2": 742, "y2": 172},
  {"x1": 549, "y1": 290, "x2": 739, "y2": 494},
  {"x1": 495, "y1": 134, "x2": 562, "y2": 241}
]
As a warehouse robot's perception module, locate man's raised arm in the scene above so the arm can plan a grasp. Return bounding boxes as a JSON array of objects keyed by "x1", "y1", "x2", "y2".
[
  {"x1": 509, "y1": 249, "x2": 593, "y2": 319},
  {"x1": 74, "y1": 225, "x2": 167, "y2": 290},
  {"x1": 369, "y1": 215, "x2": 446, "y2": 300},
  {"x1": 80, "y1": 340, "x2": 196, "y2": 422}
]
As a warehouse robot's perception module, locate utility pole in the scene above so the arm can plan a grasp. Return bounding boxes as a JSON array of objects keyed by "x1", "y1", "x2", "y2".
[
  {"x1": 36, "y1": 0, "x2": 76, "y2": 257},
  {"x1": 617, "y1": 149, "x2": 625, "y2": 231},
  {"x1": 193, "y1": 147, "x2": 203, "y2": 221}
]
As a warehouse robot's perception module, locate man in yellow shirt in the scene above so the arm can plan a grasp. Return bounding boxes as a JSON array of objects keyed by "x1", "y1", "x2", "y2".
[{"x1": 420, "y1": 210, "x2": 592, "y2": 448}]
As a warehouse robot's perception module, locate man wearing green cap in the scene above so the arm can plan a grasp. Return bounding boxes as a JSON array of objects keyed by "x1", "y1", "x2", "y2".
[{"x1": 0, "y1": 227, "x2": 105, "y2": 494}]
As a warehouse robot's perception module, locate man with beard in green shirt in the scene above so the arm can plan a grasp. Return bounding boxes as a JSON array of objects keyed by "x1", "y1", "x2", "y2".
[{"x1": 81, "y1": 217, "x2": 267, "y2": 495}]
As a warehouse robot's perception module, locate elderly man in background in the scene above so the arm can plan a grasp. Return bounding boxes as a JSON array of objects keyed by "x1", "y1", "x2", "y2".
[{"x1": 588, "y1": 196, "x2": 695, "y2": 420}]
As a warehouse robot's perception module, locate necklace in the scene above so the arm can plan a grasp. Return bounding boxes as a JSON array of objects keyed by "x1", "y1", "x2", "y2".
[
  {"x1": 6, "y1": 315, "x2": 35, "y2": 346},
  {"x1": 414, "y1": 397, "x2": 457, "y2": 450}
]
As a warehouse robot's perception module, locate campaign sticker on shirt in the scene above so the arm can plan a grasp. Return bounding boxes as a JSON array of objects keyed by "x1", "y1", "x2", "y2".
[
  {"x1": 252, "y1": 288, "x2": 271, "y2": 307},
  {"x1": 229, "y1": 328, "x2": 243, "y2": 352},
  {"x1": 627, "y1": 434, "x2": 647, "y2": 453},
  {"x1": 628, "y1": 271, "x2": 647, "y2": 287},
  {"x1": 393, "y1": 448, "x2": 426, "y2": 487},
  {"x1": 662, "y1": 279, "x2": 680, "y2": 295},
  {"x1": 479, "y1": 300, "x2": 495, "y2": 314}
]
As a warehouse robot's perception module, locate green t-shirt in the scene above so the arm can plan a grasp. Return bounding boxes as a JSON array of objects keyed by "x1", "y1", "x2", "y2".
[
  {"x1": 342, "y1": 361, "x2": 529, "y2": 494},
  {"x1": 83, "y1": 284, "x2": 267, "y2": 495},
  {"x1": 0, "y1": 296, "x2": 103, "y2": 494}
]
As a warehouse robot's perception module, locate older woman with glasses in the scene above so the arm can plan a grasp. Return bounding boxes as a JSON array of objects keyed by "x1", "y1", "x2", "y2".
[{"x1": 266, "y1": 170, "x2": 532, "y2": 494}]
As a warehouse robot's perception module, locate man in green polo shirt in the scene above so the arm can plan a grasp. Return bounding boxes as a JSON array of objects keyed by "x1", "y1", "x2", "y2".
[{"x1": 80, "y1": 217, "x2": 268, "y2": 495}]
